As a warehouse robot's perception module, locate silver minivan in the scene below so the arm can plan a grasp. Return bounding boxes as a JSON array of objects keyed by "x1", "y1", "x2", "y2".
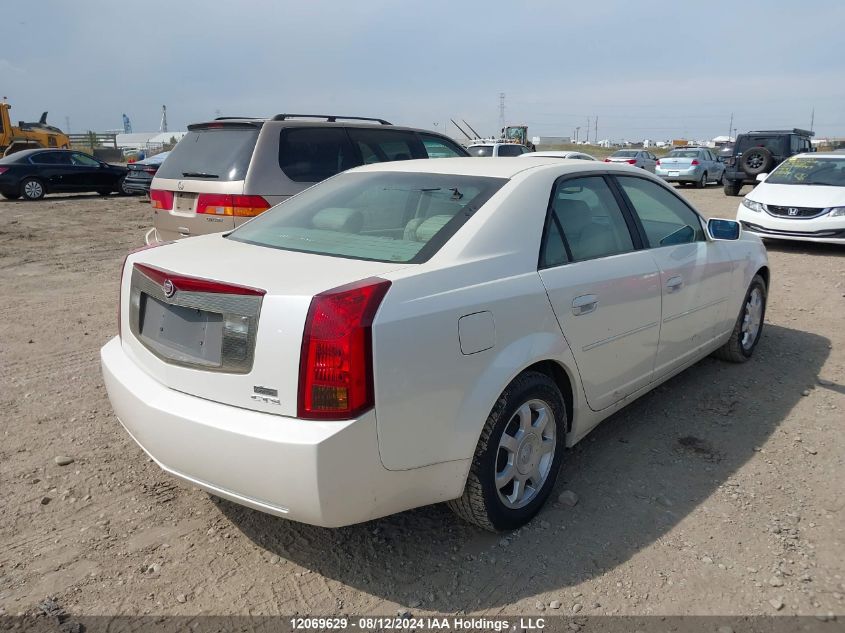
[{"x1": 148, "y1": 114, "x2": 470, "y2": 243}]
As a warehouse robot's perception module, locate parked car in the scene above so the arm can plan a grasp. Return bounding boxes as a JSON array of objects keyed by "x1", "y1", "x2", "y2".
[
  {"x1": 604, "y1": 149, "x2": 657, "y2": 172},
  {"x1": 465, "y1": 142, "x2": 532, "y2": 157},
  {"x1": 723, "y1": 128, "x2": 814, "y2": 196},
  {"x1": 123, "y1": 151, "x2": 170, "y2": 196},
  {"x1": 655, "y1": 147, "x2": 725, "y2": 188},
  {"x1": 0, "y1": 149, "x2": 130, "y2": 200},
  {"x1": 736, "y1": 153, "x2": 845, "y2": 244},
  {"x1": 103, "y1": 157, "x2": 768, "y2": 531},
  {"x1": 147, "y1": 114, "x2": 469, "y2": 244},
  {"x1": 520, "y1": 150, "x2": 597, "y2": 161}
]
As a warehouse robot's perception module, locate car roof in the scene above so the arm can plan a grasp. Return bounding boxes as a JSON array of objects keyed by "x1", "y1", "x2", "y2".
[
  {"x1": 191, "y1": 118, "x2": 448, "y2": 135},
  {"x1": 349, "y1": 156, "x2": 646, "y2": 178}
]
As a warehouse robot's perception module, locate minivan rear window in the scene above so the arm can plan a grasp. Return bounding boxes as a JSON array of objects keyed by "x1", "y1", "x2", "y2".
[
  {"x1": 228, "y1": 171, "x2": 507, "y2": 263},
  {"x1": 155, "y1": 127, "x2": 259, "y2": 181}
]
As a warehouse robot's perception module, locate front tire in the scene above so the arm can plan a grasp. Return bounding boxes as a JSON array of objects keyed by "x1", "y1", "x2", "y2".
[
  {"x1": 713, "y1": 274, "x2": 767, "y2": 363},
  {"x1": 21, "y1": 177, "x2": 45, "y2": 200},
  {"x1": 448, "y1": 371, "x2": 566, "y2": 531}
]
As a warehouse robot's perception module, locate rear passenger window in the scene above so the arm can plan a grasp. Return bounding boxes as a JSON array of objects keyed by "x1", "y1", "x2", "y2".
[
  {"x1": 419, "y1": 134, "x2": 465, "y2": 158},
  {"x1": 30, "y1": 152, "x2": 61, "y2": 165},
  {"x1": 545, "y1": 176, "x2": 634, "y2": 263},
  {"x1": 278, "y1": 128, "x2": 358, "y2": 183},
  {"x1": 347, "y1": 128, "x2": 424, "y2": 164},
  {"x1": 497, "y1": 145, "x2": 524, "y2": 157},
  {"x1": 617, "y1": 176, "x2": 705, "y2": 247}
]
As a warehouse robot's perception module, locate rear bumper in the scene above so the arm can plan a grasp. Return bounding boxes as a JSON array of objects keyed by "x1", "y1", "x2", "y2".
[
  {"x1": 656, "y1": 166, "x2": 704, "y2": 182},
  {"x1": 100, "y1": 337, "x2": 467, "y2": 526},
  {"x1": 123, "y1": 178, "x2": 152, "y2": 194}
]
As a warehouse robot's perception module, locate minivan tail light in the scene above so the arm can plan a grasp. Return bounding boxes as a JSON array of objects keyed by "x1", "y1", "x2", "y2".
[
  {"x1": 150, "y1": 189, "x2": 173, "y2": 210},
  {"x1": 298, "y1": 278, "x2": 392, "y2": 420},
  {"x1": 196, "y1": 194, "x2": 271, "y2": 218}
]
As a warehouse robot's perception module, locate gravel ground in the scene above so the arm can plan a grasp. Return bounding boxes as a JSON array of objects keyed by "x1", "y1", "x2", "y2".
[{"x1": 1, "y1": 186, "x2": 843, "y2": 619}]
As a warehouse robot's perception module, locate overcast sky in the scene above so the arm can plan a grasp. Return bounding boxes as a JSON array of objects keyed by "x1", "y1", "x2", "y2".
[{"x1": 3, "y1": 0, "x2": 843, "y2": 142}]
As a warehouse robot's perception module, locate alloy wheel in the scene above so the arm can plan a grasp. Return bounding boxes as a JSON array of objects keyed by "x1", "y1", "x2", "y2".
[
  {"x1": 24, "y1": 180, "x2": 43, "y2": 199},
  {"x1": 741, "y1": 287, "x2": 763, "y2": 350},
  {"x1": 495, "y1": 399, "x2": 556, "y2": 509}
]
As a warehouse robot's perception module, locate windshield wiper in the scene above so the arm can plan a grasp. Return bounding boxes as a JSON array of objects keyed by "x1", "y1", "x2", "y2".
[
  {"x1": 804, "y1": 181, "x2": 842, "y2": 186},
  {"x1": 182, "y1": 171, "x2": 219, "y2": 178}
]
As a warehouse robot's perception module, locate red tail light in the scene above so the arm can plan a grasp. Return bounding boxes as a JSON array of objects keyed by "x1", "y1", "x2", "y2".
[
  {"x1": 118, "y1": 242, "x2": 170, "y2": 338},
  {"x1": 656, "y1": 159, "x2": 661, "y2": 166},
  {"x1": 298, "y1": 278, "x2": 391, "y2": 420},
  {"x1": 603, "y1": 158, "x2": 611, "y2": 162},
  {"x1": 691, "y1": 159, "x2": 700, "y2": 166},
  {"x1": 142, "y1": 167, "x2": 157, "y2": 175},
  {"x1": 150, "y1": 189, "x2": 173, "y2": 210},
  {"x1": 626, "y1": 159, "x2": 637, "y2": 164},
  {"x1": 0, "y1": 167, "x2": 9, "y2": 175},
  {"x1": 196, "y1": 194, "x2": 271, "y2": 218}
]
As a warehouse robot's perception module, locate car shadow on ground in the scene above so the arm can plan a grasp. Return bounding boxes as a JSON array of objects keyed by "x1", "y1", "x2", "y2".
[
  {"x1": 762, "y1": 240, "x2": 845, "y2": 258},
  {"x1": 220, "y1": 323, "x2": 829, "y2": 611}
]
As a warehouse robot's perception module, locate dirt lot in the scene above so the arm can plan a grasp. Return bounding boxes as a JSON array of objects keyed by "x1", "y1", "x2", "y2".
[{"x1": 1, "y1": 186, "x2": 843, "y2": 619}]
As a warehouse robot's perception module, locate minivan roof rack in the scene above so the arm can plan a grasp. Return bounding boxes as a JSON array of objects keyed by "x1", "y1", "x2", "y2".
[
  {"x1": 747, "y1": 128, "x2": 815, "y2": 137},
  {"x1": 271, "y1": 114, "x2": 392, "y2": 125}
]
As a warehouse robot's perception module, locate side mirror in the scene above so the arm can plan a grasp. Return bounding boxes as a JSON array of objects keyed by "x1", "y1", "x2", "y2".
[
  {"x1": 755, "y1": 173, "x2": 767, "y2": 183},
  {"x1": 708, "y1": 218, "x2": 741, "y2": 241}
]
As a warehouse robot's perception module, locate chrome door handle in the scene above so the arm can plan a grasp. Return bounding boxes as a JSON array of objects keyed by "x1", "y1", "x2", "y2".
[
  {"x1": 666, "y1": 275, "x2": 684, "y2": 291},
  {"x1": 571, "y1": 294, "x2": 598, "y2": 316}
]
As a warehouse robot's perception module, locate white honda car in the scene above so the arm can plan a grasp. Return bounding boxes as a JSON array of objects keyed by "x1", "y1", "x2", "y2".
[
  {"x1": 736, "y1": 153, "x2": 845, "y2": 244},
  {"x1": 101, "y1": 158, "x2": 769, "y2": 531}
]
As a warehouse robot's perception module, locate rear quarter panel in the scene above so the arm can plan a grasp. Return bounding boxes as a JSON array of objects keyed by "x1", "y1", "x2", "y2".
[{"x1": 372, "y1": 171, "x2": 586, "y2": 471}]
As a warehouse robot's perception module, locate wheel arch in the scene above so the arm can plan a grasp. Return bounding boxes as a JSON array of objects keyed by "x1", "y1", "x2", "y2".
[
  {"x1": 755, "y1": 265, "x2": 770, "y2": 289},
  {"x1": 520, "y1": 359, "x2": 574, "y2": 433}
]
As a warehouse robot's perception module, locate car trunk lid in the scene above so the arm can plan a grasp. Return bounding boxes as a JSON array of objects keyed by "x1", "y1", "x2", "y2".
[{"x1": 121, "y1": 234, "x2": 408, "y2": 417}]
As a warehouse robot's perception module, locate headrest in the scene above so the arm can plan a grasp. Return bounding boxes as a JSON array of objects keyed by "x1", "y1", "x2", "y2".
[
  {"x1": 414, "y1": 215, "x2": 453, "y2": 242},
  {"x1": 311, "y1": 207, "x2": 364, "y2": 233}
]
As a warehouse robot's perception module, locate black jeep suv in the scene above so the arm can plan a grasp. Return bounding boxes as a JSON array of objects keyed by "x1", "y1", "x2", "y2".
[{"x1": 723, "y1": 128, "x2": 814, "y2": 196}]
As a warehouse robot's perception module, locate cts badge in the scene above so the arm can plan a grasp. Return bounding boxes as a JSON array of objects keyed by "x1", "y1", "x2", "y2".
[{"x1": 163, "y1": 279, "x2": 175, "y2": 298}]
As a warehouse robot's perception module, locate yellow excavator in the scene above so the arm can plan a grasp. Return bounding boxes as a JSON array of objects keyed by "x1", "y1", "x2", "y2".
[{"x1": 0, "y1": 98, "x2": 70, "y2": 156}]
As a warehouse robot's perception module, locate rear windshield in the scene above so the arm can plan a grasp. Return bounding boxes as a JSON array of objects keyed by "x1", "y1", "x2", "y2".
[
  {"x1": 228, "y1": 171, "x2": 507, "y2": 263},
  {"x1": 155, "y1": 127, "x2": 259, "y2": 181},
  {"x1": 466, "y1": 146, "x2": 494, "y2": 157},
  {"x1": 613, "y1": 150, "x2": 639, "y2": 157},
  {"x1": 666, "y1": 150, "x2": 700, "y2": 158},
  {"x1": 765, "y1": 156, "x2": 845, "y2": 186},
  {"x1": 736, "y1": 135, "x2": 787, "y2": 155}
]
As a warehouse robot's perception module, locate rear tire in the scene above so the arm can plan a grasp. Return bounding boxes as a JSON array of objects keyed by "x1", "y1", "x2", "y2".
[
  {"x1": 21, "y1": 177, "x2": 45, "y2": 201},
  {"x1": 696, "y1": 172, "x2": 707, "y2": 188},
  {"x1": 713, "y1": 274, "x2": 767, "y2": 363},
  {"x1": 448, "y1": 371, "x2": 566, "y2": 532},
  {"x1": 118, "y1": 176, "x2": 135, "y2": 196},
  {"x1": 724, "y1": 180, "x2": 742, "y2": 196}
]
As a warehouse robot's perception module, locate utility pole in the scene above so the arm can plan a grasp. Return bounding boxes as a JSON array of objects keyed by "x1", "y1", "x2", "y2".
[
  {"x1": 498, "y1": 93, "x2": 506, "y2": 131},
  {"x1": 810, "y1": 107, "x2": 815, "y2": 133},
  {"x1": 594, "y1": 116, "x2": 598, "y2": 144},
  {"x1": 64, "y1": 116, "x2": 71, "y2": 134},
  {"x1": 586, "y1": 117, "x2": 590, "y2": 144},
  {"x1": 727, "y1": 112, "x2": 734, "y2": 140},
  {"x1": 160, "y1": 105, "x2": 168, "y2": 134},
  {"x1": 575, "y1": 127, "x2": 581, "y2": 143}
]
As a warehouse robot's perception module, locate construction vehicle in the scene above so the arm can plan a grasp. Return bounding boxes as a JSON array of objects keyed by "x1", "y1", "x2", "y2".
[
  {"x1": 451, "y1": 119, "x2": 535, "y2": 151},
  {"x1": 0, "y1": 98, "x2": 70, "y2": 156}
]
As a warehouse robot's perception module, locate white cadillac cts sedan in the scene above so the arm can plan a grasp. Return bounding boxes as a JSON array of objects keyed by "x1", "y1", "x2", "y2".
[{"x1": 101, "y1": 158, "x2": 769, "y2": 531}]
